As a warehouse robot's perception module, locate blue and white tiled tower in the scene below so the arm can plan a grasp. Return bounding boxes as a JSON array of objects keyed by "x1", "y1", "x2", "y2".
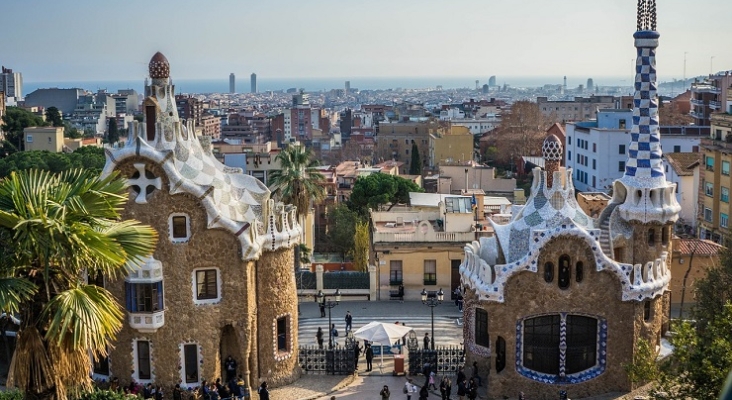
[{"x1": 613, "y1": 0, "x2": 680, "y2": 225}]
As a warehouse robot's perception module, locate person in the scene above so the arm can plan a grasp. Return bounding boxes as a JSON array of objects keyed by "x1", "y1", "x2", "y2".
[
  {"x1": 422, "y1": 363, "x2": 431, "y2": 387},
  {"x1": 471, "y1": 361, "x2": 483, "y2": 387},
  {"x1": 345, "y1": 311, "x2": 353, "y2": 332},
  {"x1": 353, "y1": 341, "x2": 363, "y2": 370},
  {"x1": 200, "y1": 381, "x2": 210, "y2": 400},
  {"x1": 429, "y1": 370, "x2": 437, "y2": 390},
  {"x1": 316, "y1": 327, "x2": 324, "y2": 349},
  {"x1": 457, "y1": 365, "x2": 466, "y2": 387},
  {"x1": 380, "y1": 385, "x2": 391, "y2": 399},
  {"x1": 439, "y1": 377, "x2": 452, "y2": 400},
  {"x1": 467, "y1": 378, "x2": 478, "y2": 400},
  {"x1": 208, "y1": 383, "x2": 219, "y2": 400},
  {"x1": 258, "y1": 382, "x2": 269, "y2": 400},
  {"x1": 423, "y1": 333, "x2": 430, "y2": 350},
  {"x1": 419, "y1": 385, "x2": 429, "y2": 400},
  {"x1": 365, "y1": 344, "x2": 374, "y2": 371},
  {"x1": 225, "y1": 355, "x2": 238, "y2": 382},
  {"x1": 319, "y1": 299, "x2": 326, "y2": 317},
  {"x1": 331, "y1": 323, "x2": 339, "y2": 347},
  {"x1": 235, "y1": 375, "x2": 246, "y2": 400},
  {"x1": 154, "y1": 386, "x2": 164, "y2": 400},
  {"x1": 454, "y1": 287, "x2": 462, "y2": 306},
  {"x1": 457, "y1": 291, "x2": 464, "y2": 312},
  {"x1": 456, "y1": 378, "x2": 466, "y2": 400},
  {"x1": 404, "y1": 379, "x2": 417, "y2": 400}
]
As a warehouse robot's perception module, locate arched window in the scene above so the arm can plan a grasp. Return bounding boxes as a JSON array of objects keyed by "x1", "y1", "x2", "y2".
[
  {"x1": 648, "y1": 228, "x2": 655, "y2": 246},
  {"x1": 475, "y1": 309, "x2": 489, "y2": 347},
  {"x1": 575, "y1": 261, "x2": 584, "y2": 283},
  {"x1": 544, "y1": 262, "x2": 554, "y2": 283},
  {"x1": 496, "y1": 336, "x2": 506, "y2": 373},
  {"x1": 558, "y1": 255, "x2": 571, "y2": 289},
  {"x1": 518, "y1": 314, "x2": 605, "y2": 384}
]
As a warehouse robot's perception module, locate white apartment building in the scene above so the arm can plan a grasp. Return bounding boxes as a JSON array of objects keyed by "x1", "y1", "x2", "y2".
[
  {"x1": 565, "y1": 109, "x2": 702, "y2": 193},
  {"x1": 0, "y1": 67, "x2": 22, "y2": 99}
]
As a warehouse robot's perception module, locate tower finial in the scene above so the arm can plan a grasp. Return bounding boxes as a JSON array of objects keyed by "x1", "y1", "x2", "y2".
[{"x1": 636, "y1": 0, "x2": 657, "y2": 31}]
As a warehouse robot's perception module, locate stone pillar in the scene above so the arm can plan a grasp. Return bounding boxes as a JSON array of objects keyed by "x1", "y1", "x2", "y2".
[
  {"x1": 368, "y1": 265, "x2": 377, "y2": 301},
  {"x1": 315, "y1": 264, "x2": 324, "y2": 292}
]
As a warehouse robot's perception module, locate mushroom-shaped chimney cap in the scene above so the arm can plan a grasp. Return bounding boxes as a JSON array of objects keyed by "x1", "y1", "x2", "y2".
[
  {"x1": 149, "y1": 52, "x2": 170, "y2": 79},
  {"x1": 542, "y1": 134, "x2": 563, "y2": 161}
]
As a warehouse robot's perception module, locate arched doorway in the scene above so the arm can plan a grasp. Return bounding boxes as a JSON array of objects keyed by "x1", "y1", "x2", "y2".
[{"x1": 220, "y1": 324, "x2": 242, "y2": 382}]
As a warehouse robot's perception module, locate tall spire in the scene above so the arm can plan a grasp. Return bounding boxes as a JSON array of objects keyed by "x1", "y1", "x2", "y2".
[{"x1": 621, "y1": 0, "x2": 663, "y2": 189}]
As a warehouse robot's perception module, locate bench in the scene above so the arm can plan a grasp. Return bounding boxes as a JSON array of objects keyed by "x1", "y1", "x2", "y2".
[{"x1": 389, "y1": 286, "x2": 404, "y2": 302}]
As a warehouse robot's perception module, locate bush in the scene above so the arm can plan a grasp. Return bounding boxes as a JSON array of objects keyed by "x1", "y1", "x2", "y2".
[
  {"x1": 0, "y1": 390, "x2": 23, "y2": 400},
  {"x1": 75, "y1": 389, "x2": 129, "y2": 400}
]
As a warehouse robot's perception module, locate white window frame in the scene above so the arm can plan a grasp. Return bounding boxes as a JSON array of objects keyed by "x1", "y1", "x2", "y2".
[
  {"x1": 704, "y1": 207, "x2": 713, "y2": 222},
  {"x1": 179, "y1": 342, "x2": 202, "y2": 386},
  {"x1": 192, "y1": 268, "x2": 222, "y2": 305},
  {"x1": 705, "y1": 182, "x2": 714, "y2": 197},
  {"x1": 723, "y1": 187, "x2": 730, "y2": 203},
  {"x1": 169, "y1": 213, "x2": 191, "y2": 243},
  {"x1": 723, "y1": 161, "x2": 730, "y2": 176},
  {"x1": 132, "y1": 339, "x2": 154, "y2": 384}
]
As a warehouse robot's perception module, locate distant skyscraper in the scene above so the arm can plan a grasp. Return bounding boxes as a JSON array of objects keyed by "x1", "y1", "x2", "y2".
[
  {"x1": 475, "y1": 80, "x2": 479, "y2": 90},
  {"x1": 229, "y1": 73, "x2": 235, "y2": 94},
  {"x1": 251, "y1": 73, "x2": 257, "y2": 93},
  {"x1": 0, "y1": 66, "x2": 23, "y2": 99},
  {"x1": 345, "y1": 80, "x2": 350, "y2": 94},
  {"x1": 587, "y1": 78, "x2": 594, "y2": 92},
  {"x1": 482, "y1": 84, "x2": 489, "y2": 94},
  {"x1": 488, "y1": 76, "x2": 496, "y2": 87}
]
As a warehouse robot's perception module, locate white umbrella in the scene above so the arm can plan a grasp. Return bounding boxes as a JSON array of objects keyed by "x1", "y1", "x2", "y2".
[{"x1": 353, "y1": 321, "x2": 413, "y2": 368}]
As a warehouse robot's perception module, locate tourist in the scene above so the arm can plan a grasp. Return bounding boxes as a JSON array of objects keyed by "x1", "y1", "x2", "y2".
[
  {"x1": 345, "y1": 311, "x2": 353, "y2": 332},
  {"x1": 331, "y1": 323, "x2": 339, "y2": 347},
  {"x1": 467, "y1": 378, "x2": 478, "y2": 400},
  {"x1": 419, "y1": 385, "x2": 429, "y2": 400},
  {"x1": 428, "y1": 370, "x2": 437, "y2": 390},
  {"x1": 225, "y1": 355, "x2": 237, "y2": 382},
  {"x1": 439, "y1": 377, "x2": 452, "y2": 400},
  {"x1": 404, "y1": 378, "x2": 418, "y2": 400},
  {"x1": 365, "y1": 344, "x2": 374, "y2": 371},
  {"x1": 257, "y1": 382, "x2": 269, "y2": 400},
  {"x1": 471, "y1": 361, "x2": 483, "y2": 386},
  {"x1": 380, "y1": 385, "x2": 391, "y2": 399},
  {"x1": 316, "y1": 327, "x2": 324, "y2": 349},
  {"x1": 423, "y1": 333, "x2": 430, "y2": 350}
]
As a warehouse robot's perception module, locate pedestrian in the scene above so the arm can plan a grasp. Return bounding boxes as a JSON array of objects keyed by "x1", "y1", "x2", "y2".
[
  {"x1": 380, "y1": 385, "x2": 391, "y2": 399},
  {"x1": 365, "y1": 344, "x2": 374, "y2": 371},
  {"x1": 404, "y1": 379, "x2": 418, "y2": 400},
  {"x1": 155, "y1": 386, "x2": 164, "y2": 400},
  {"x1": 419, "y1": 385, "x2": 429, "y2": 400},
  {"x1": 467, "y1": 378, "x2": 478, "y2": 400},
  {"x1": 353, "y1": 341, "x2": 363, "y2": 370},
  {"x1": 429, "y1": 370, "x2": 437, "y2": 390},
  {"x1": 456, "y1": 378, "x2": 466, "y2": 400},
  {"x1": 457, "y1": 365, "x2": 467, "y2": 387},
  {"x1": 345, "y1": 311, "x2": 353, "y2": 332},
  {"x1": 457, "y1": 292, "x2": 464, "y2": 312},
  {"x1": 172, "y1": 384, "x2": 183, "y2": 400},
  {"x1": 319, "y1": 298, "x2": 326, "y2": 317},
  {"x1": 471, "y1": 361, "x2": 483, "y2": 387},
  {"x1": 454, "y1": 287, "x2": 462, "y2": 306},
  {"x1": 422, "y1": 363, "x2": 431, "y2": 387},
  {"x1": 423, "y1": 333, "x2": 430, "y2": 350},
  {"x1": 258, "y1": 382, "x2": 269, "y2": 400},
  {"x1": 330, "y1": 323, "x2": 339, "y2": 347},
  {"x1": 439, "y1": 377, "x2": 452, "y2": 400},
  {"x1": 225, "y1": 355, "x2": 238, "y2": 382},
  {"x1": 316, "y1": 327, "x2": 324, "y2": 349},
  {"x1": 235, "y1": 375, "x2": 246, "y2": 400}
]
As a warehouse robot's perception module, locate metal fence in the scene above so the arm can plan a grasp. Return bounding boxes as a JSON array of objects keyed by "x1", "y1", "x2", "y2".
[
  {"x1": 408, "y1": 346, "x2": 465, "y2": 376},
  {"x1": 295, "y1": 271, "x2": 316, "y2": 290},
  {"x1": 298, "y1": 345, "x2": 356, "y2": 375}
]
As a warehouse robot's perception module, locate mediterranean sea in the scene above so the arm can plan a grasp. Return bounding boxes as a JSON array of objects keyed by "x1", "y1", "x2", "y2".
[{"x1": 24, "y1": 76, "x2": 633, "y2": 95}]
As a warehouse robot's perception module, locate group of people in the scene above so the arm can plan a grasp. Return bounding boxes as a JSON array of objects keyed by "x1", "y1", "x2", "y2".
[{"x1": 378, "y1": 361, "x2": 483, "y2": 400}]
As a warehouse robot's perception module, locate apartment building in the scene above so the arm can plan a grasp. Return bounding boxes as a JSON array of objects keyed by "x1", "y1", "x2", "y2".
[{"x1": 698, "y1": 112, "x2": 732, "y2": 244}]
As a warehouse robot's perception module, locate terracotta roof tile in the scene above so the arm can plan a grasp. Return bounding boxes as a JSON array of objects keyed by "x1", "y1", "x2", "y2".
[
  {"x1": 675, "y1": 238, "x2": 724, "y2": 256},
  {"x1": 665, "y1": 152, "x2": 702, "y2": 176}
]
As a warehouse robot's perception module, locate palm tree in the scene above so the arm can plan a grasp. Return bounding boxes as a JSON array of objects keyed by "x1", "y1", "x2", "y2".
[
  {"x1": 0, "y1": 169, "x2": 157, "y2": 400},
  {"x1": 268, "y1": 144, "x2": 326, "y2": 217}
]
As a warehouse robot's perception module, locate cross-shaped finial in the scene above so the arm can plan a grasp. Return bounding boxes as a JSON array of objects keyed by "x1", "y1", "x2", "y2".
[{"x1": 128, "y1": 163, "x2": 161, "y2": 204}]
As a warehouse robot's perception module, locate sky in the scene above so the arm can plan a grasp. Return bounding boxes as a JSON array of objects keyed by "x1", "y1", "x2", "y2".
[{"x1": 3, "y1": 0, "x2": 731, "y2": 84}]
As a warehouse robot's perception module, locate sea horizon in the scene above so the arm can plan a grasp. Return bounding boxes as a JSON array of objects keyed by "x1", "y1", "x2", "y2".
[{"x1": 23, "y1": 75, "x2": 644, "y2": 95}]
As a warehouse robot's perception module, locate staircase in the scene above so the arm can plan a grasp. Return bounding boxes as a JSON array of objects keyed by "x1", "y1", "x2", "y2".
[{"x1": 596, "y1": 203, "x2": 619, "y2": 258}]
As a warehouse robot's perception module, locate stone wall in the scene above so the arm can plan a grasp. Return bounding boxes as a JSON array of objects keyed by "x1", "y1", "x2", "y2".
[
  {"x1": 106, "y1": 158, "x2": 298, "y2": 391},
  {"x1": 256, "y1": 247, "x2": 301, "y2": 387},
  {"x1": 469, "y1": 235, "x2": 638, "y2": 399}
]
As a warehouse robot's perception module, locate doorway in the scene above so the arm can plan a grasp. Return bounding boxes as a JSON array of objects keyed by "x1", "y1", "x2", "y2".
[
  {"x1": 220, "y1": 325, "x2": 241, "y2": 382},
  {"x1": 451, "y1": 260, "x2": 462, "y2": 300}
]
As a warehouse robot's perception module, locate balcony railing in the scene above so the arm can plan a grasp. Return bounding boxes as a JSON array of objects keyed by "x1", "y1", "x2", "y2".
[
  {"x1": 710, "y1": 100, "x2": 722, "y2": 110},
  {"x1": 373, "y1": 230, "x2": 475, "y2": 243},
  {"x1": 690, "y1": 98, "x2": 705, "y2": 107},
  {"x1": 129, "y1": 310, "x2": 165, "y2": 333},
  {"x1": 690, "y1": 111, "x2": 707, "y2": 120}
]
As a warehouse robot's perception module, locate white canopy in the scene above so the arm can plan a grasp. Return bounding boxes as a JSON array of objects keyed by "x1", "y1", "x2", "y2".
[{"x1": 353, "y1": 321, "x2": 413, "y2": 345}]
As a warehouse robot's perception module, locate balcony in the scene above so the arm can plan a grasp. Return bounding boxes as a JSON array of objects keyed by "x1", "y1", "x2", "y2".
[
  {"x1": 693, "y1": 85, "x2": 722, "y2": 94},
  {"x1": 690, "y1": 98, "x2": 705, "y2": 107},
  {"x1": 373, "y1": 230, "x2": 475, "y2": 243},
  {"x1": 690, "y1": 111, "x2": 707, "y2": 120},
  {"x1": 702, "y1": 137, "x2": 732, "y2": 153},
  {"x1": 128, "y1": 310, "x2": 165, "y2": 333},
  {"x1": 710, "y1": 100, "x2": 722, "y2": 110}
]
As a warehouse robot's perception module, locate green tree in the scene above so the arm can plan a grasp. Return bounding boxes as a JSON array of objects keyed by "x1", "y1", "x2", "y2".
[
  {"x1": 106, "y1": 118, "x2": 119, "y2": 144},
  {"x1": 623, "y1": 338, "x2": 659, "y2": 387},
  {"x1": 352, "y1": 220, "x2": 369, "y2": 272},
  {"x1": 0, "y1": 107, "x2": 46, "y2": 152},
  {"x1": 268, "y1": 144, "x2": 325, "y2": 218},
  {"x1": 44, "y1": 107, "x2": 63, "y2": 127},
  {"x1": 0, "y1": 169, "x2": 157, "y2": 399},
  {"x1": 348, "y1": 173, "x2": 423, "y2": 218},
  {"x1": 327, "y1": 205, "x2": 358, "y2": 262},
  {"x1": 409, "y1": 141, "x2": 422, "y2": 175},
  {"x1": 63, "y1": 122, "x2": 82, "y2": 139},
  {"x1": 649, "y1": 245, "x2": 732, "y2": 399},
  {"x1": 0, "y1": 148, "x2": 106, "y2": 179}
]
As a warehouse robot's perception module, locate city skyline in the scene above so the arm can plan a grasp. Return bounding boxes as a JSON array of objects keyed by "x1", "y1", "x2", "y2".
[{"x1": 2, "y1": 0, "x2": 731, "y2": 84}]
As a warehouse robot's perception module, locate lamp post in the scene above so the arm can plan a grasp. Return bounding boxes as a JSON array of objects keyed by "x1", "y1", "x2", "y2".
[
  {"x1": 318, "y1": 289, "x2": 341, "y2": 349},
  {"x1": 421, "y1": 288, "x2": 444, "y2": 350}
]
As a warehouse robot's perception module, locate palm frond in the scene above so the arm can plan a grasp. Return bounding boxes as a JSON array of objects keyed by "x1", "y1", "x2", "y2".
[
  {"x1": 42, "y1": 285, "x2": 124, "y2": 354},
  {"x1": 8, "y1": 326, "x2": 57, "y2": 395},
  {"x1": 0, "y1": 277, "x2": 37, "y2": 314}
]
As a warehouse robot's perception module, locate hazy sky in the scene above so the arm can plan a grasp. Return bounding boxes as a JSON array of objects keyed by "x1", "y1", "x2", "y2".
[{"x1": 3, "y1": 0, "x2": 730, "y2": 83}]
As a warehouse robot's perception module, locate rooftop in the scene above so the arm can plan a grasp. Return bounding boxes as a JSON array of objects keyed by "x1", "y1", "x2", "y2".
[
  {"x1": 675, "y1": 238, "x2": 724, "y2": 257},
  {"x1": 665, "y1": 152, "x2": 702, "y2": 176}
]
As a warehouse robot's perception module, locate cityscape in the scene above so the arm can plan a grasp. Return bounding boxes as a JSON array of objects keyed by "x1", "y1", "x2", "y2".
[{"x1": 1, "y1": 1, "x2": 732, "y2": 400}]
